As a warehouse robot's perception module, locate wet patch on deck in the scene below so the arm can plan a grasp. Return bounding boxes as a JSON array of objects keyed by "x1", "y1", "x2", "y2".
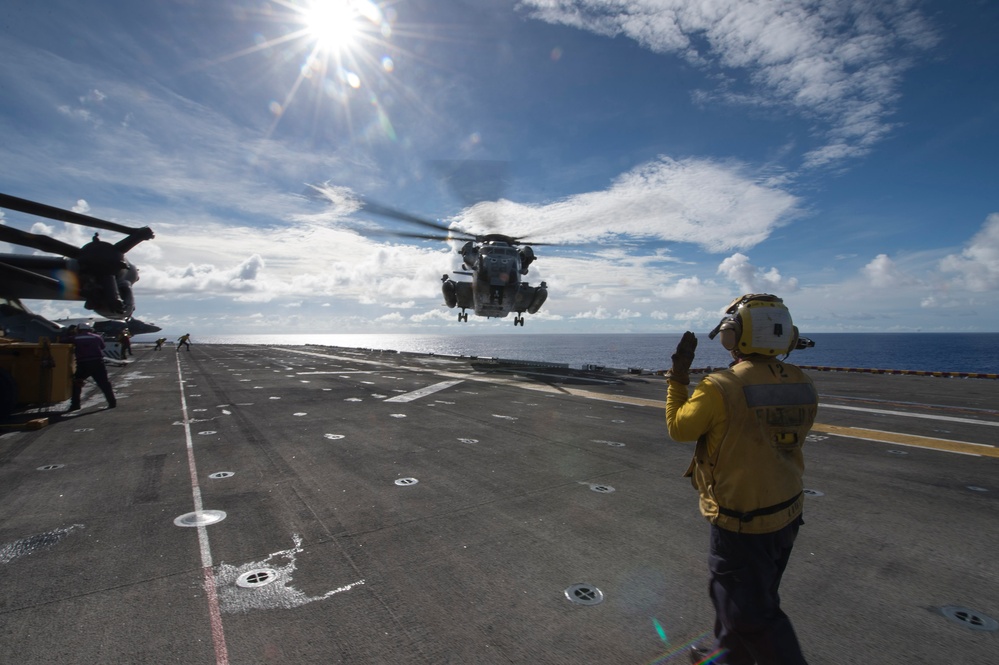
[{"x1": 215, "y1": 534, "x2": 364, "y2": 614}]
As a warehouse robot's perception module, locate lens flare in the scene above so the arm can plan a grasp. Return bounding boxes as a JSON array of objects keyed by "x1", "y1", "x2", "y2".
[
  {"x1": 652, "y1": 617, "x2": 669, "y2": 643},
  {"x1": 645, "y1": 629, "x2": 722, "y2": 664}
]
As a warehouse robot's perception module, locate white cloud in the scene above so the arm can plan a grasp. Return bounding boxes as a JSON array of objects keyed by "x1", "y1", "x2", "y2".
[
  {"x1": 409, "y1": 308, "x2": 454, "y2": 323},
  {"x1": 29, "y1": 221, "x2": 55, "y2": 237},
  {"x1": 920, "y1": 296, "x2": 962, "y2": 310},
  {"x1": 141, "y1": 253, "x2": 270, "y2": 299},
  {"x1": 571, "y1": 307, "x2": 642, "y2": 320},
  {"x1": 57, "y1": 105, "x2": 96, "y2": 124},
  {"x1": 572, "y1": 307, "x2": 612, "y2": 320},
  {"x1": 524, "y1": 309, "x2": 565, "y2": 322},
  {"x1": 133, "y1": 216, "x2": 454, "y2": 310},
  {"x1": 939, "y1": 213, "x2": 999, "y2": 292},
  {"x1": 862, "y1": 253, "x2": 916, "y2": 288},
  {"x1": 520, "y1": 0, "x2": 936, "y2": 167},
  {"x1": 673, "y1": 306, "x2": 713, "y2": 323},
  {"x1": 453, "y1": 157, "x2": 800, "y2": 252},
  {"x1": 654, "y1": 275, "x2": 706, "y2": 299},
  {"x1": 717, "y1": 252, "x2": 798, "y2": 293}
]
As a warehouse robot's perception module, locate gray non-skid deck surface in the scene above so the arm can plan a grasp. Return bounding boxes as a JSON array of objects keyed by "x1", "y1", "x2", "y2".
[{"x1": 1, "y1": 344, "x2": 997, "y2": 664}]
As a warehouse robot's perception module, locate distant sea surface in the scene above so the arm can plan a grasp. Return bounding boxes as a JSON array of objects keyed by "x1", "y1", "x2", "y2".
[{"x1": 178, "y1": 333, "x2": 999, "y2": 374}]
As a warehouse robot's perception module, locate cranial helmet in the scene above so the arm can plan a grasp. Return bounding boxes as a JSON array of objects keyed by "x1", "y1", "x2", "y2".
[{"x1": 708, "y1": 293, "x2": 798, "y2": 357}]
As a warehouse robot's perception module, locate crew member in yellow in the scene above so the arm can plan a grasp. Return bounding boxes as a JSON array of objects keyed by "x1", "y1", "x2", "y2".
[
  {"x1": 664, "y1": 294, "x2": 817, "y2": 665},
  {"x1": 117, "y1": 327, "x2": 132, "y2": 358}
]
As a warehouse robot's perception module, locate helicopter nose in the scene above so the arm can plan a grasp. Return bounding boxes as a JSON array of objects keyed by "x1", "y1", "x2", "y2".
[{"x1": 486, "y1": 257, "x2": 517, "y2": 285}]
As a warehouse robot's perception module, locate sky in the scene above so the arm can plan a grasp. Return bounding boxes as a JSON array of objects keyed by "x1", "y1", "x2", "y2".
[{"x1": 1, "y1": 0, "x2": 998, "y2": 336}]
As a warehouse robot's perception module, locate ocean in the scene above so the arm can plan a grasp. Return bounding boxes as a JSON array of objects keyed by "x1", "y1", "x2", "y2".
[{"x1": 172, "y1": 332, "x2": 999, "y2": 374}]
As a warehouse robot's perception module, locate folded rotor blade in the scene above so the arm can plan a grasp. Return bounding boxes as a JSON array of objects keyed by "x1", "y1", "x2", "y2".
[
  {"x1": 113, "y1": 226, "x2": 156, "y2": 253},
  {"x1": 0, "y1": 260, "x2": 64, "y2": 289},
  {"x1": 0, "y1": 224, "x2": 83, "y2": 258},
  {"x1": 0, "y1": 193, "x2": 147, "y2": 236}
]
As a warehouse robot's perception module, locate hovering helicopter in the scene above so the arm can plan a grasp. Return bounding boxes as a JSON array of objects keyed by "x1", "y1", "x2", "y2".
[
  {"x1": 0, "y1": 193, "x2": 155, "y2": 331},
  {"x1": 359, "y1": 201, "x2": 550, "y2": 326}
]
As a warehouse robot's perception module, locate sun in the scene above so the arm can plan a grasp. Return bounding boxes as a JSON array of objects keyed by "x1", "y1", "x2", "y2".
[
  {"x1": 303, "y1": 0, "x2": 362, "y2": 52},
  {"x1": 231, "y1": 0, "x2": 394, "y2": 138}
]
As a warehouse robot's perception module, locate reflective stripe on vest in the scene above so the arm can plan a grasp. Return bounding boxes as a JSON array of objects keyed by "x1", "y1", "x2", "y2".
[{"x1": 743, "y1": 383, "x2": 818, "y2": 407}]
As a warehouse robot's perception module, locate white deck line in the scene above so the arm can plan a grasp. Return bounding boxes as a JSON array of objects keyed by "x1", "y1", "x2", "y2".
[
  {"x1": 384, "y1": 380, "x2": 465, "y2": 402},
  {"x1": 176, "y1": 354, "x2": 229, "y2": 665},
  {"x1": 821, "y1": 403, "x2": 999, "y2": 427}
]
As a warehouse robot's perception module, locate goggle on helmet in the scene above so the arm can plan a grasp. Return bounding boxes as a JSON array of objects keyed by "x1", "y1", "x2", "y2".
[{"x1": 707, "y1": 293, "x2": 799, "y2": 357}]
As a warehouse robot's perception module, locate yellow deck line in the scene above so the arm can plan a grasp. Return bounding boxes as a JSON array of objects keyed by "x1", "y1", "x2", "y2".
[
  {"x1": 531, "y1": 389, "x2": 999, "y2": 458},
  {"x1": 810, "y1": 423, "x2": 999, "y2": 457}
]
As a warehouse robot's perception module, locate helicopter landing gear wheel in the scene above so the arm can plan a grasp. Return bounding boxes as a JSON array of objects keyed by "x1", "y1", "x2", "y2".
[{"x1": 514, "y1": 315, "x2": 524, "y2": 326}]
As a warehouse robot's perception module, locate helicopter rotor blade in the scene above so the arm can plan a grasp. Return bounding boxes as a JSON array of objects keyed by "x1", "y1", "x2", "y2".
[
  {"x1": 0, "y1": 224, "x2": 84, "y2": 258},
  {"x1": 0, "y1": 259, "x2": 64, "y2": 289},
  {"x1": 0, "y1": 193, "x2": 149, "y2": 237},
  {"x1": 362, "y1": 228, "x2": 478, "y2": 243},
  {"x1": 355, "y1": 197, "x2": 561, "y2": 247},
  {"x1": 112, "y1": 226, "x2": 156, "y2": 253},
  {"x1": 475, "y1": 232, "x2": 559, "y2": 247},
  {"x1": 515, "y1": 240, "x2": 558, "y2": 246},
  {"x1": 361, "y1": 225, "x2": 557, "y2": 246},
  {"x1": 360, "y1": 201, "x2": 454, "y2": 235}
]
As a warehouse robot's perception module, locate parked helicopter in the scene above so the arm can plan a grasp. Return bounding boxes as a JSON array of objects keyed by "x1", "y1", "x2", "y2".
[
  {"x1": 359, "y1": 201, "x2": 550, "y2": 326},
  {"x1": 0, "y1": 193, "x2": 155, "y2": 337}
]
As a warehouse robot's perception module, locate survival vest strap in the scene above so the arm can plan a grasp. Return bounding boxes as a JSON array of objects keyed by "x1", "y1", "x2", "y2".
[{"x1": 717, "y1": 491, "x2": 802, "y2": 524}]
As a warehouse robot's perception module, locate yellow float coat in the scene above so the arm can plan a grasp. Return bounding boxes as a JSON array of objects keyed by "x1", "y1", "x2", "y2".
[{"x1": 666, "y1": 358, "x2": 818, "y2": 534}]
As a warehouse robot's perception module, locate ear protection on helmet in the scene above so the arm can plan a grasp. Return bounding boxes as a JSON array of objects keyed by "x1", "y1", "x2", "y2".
[
  {"x1": 715, "y1": 317, "x2": 741, "y2": 351},
  {"x1": 789, "y1": 325, "x2": 800, "y2": 352},
  {"x1": 708, "y1": 293, "x2": 795, "y2": 357}
]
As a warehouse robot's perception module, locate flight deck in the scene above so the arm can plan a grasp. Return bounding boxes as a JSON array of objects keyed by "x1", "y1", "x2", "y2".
[{"x1": 1, "y1": 344, "x2": 997, "y2": 664}]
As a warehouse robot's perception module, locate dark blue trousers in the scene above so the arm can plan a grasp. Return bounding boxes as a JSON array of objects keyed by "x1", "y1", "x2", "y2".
[
  {"x1": 72, "y1": 358, "x2": 116, "y2": 407},
  {"x1": 707, "y1": 516, "x2": 808, "y2": 665}
]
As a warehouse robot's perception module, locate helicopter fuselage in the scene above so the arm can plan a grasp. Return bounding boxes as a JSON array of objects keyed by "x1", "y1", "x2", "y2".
[{"x1": 442, "y1": 239, "x2": 547, "y2": 326}]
